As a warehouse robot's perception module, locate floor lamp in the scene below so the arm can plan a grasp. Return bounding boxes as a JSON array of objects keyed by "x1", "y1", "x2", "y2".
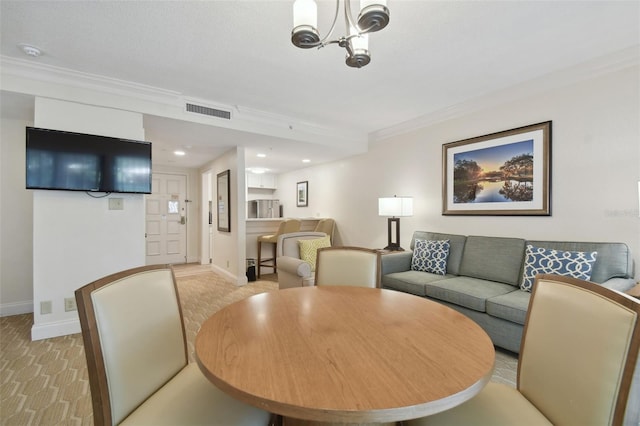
[{"x1": 378, "y1": 196, "x2": 413, "y2": 251}]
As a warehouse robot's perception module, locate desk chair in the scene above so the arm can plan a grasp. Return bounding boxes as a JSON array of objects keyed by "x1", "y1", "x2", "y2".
[
  {"x1": 406, "y1": 274, "x2": 640, "y2": 426},
  {"x1": 314, "y1": 218, "x2": 335, "y2": 243},
  {"x1": 257, "y1": 219, "x2": 300, "y2": 278},
  {"x1": 315, "y1": 246, "x2": 381, "y2": 288},
  {"x1": 75, "y1": 264, "x2": 272, "y2": 426}
]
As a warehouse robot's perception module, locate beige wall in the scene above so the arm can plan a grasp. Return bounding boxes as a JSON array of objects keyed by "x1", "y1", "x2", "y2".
[
  {"x1": 1, "y1": 63, "x2": 638, "y2": 318},
  {"x1": 275, "y1": 65, "x2": 640, "y2": 279},
  {"x1": 1, "y1": 117, "x2": 34, "y2": 315},
  {"x1": 200, "y1": 147, "x2": 248, "y2": 284}
]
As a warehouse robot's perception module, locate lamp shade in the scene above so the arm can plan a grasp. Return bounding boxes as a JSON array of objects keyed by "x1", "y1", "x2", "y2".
[
  {"x1": 378, "y1": 196, "x2": 413, "y2": 217},
  {"x1": 293, "y1": 0, "x2": 317, "y2": 28}
]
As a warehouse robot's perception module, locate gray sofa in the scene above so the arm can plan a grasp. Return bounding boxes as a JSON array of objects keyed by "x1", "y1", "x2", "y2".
[{"x1": 381, "y1": 231, "x2": 636, "y2": 354}]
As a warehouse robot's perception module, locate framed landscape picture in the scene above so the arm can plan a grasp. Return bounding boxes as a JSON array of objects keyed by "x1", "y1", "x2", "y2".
[
  {"x1": 297, "y1": 181, "x2": 308, "y2": 207},
  {"x1": 442, "y1": 121, "x2": 551, "y2": 216},
  {"x1": 217, "y1": 170, "x2": 230, "y2": 231}
]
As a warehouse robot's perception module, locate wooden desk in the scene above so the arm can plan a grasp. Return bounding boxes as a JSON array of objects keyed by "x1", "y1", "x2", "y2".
[{"x1": 195, "y1": 286, "x2": 495, "y2": 425}]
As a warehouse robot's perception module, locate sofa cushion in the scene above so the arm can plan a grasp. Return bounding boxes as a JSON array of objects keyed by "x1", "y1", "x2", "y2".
[
  {"x1": 382, "y1": 271, "x2": 452, "y2": 296},
  {"x1": 426, "y1": 276, "x2": 516, "y2": 313},
  {"x1": 486, "y1": 290, "x2": 531, "y2": 325},
  {"x1": 459, "y1": 236, "x2": 526, "y2": 286},
  {"x1": 411, "y1": 239, "x2": 450, "y2": 275},
  {"x1": 526, "y1": 240, "x2": 631, "y2": 284},
  {"x1": 298, "y1": 236, "x2": 331, "y2": 271},
  {"x1": 520, "y1": 245, "x2": 597, "y2": 292},
  {"x1": 411, "y1": 232, "x2": 467, "y2": 275}
]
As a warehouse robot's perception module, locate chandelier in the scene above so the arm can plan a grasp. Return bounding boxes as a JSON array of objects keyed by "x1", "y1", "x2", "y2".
[{"x1": 291, "y1": 0, "x2": 390, "y2": 68}]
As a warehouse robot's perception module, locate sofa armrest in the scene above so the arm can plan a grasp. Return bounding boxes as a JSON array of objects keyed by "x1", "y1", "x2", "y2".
[
  {"x1": 381, "y1": 251, "x2": 413, "y2": 275},
  {"x1": 599, "y1": 277, "x2": 637, "y2": 293},
  {"x1": 277, "y1": 256, "x2": 314, "y2": 290},
  {"x1": 277, "y1": 256, "x2": 312, "y2": 278}
]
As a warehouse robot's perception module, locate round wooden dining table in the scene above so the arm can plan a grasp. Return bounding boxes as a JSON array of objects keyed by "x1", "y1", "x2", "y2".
[{"x1": 195, "y1": 286, "x2": 495, "y2": 425}]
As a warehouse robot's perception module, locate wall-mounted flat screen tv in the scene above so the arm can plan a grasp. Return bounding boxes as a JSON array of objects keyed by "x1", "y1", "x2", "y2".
[{"x1": 26, "y1": 127, "x2": 152, "y2": 194}]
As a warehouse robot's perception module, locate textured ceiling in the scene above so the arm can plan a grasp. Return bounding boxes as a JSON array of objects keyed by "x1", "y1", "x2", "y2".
[{"x1": 1, "y1": 1, "x2": 639, "y2": 171}]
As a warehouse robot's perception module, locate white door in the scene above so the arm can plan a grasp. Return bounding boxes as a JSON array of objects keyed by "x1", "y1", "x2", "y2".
[{"x1": 145, "y1": 173, "x2": 188, "y2": 265}]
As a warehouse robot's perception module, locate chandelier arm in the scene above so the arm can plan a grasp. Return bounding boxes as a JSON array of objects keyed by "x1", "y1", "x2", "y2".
[
  {"x1": 296, "y1": 0, "x2": 340, "y2": 49},
  {"x1": 344, "y1": 0, "x2": 359, "y2": 32},
  {"x1": 316, "y1": 0, "x2": 341, "y2": 46},
  {"x1": 357, "y1": 21, "x2": 381, "y2": 34}
]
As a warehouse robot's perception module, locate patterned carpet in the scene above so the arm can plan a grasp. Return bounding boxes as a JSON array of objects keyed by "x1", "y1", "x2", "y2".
[{"x1": 0, "y1": 266, "x2": 517, "y2": 425}]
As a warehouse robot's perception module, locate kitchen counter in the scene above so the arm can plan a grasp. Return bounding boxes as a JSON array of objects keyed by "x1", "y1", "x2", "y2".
[{"x1": 246, "y1": 217, "x2": 321, "y2": 222}]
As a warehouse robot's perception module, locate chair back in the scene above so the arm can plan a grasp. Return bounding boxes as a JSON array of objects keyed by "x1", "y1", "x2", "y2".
[
  {"x1": 276, "y1": 219, "x2": 301, "y2": 237},
  {"x1": 75, "y1": 265, "x2": 187, "y2": 426},
  {"x1": 314, "y1": 218, "x2": 335, "y2": 242},
  {"x1": 518, "y1": 274, "x2": 640, "y2": 426},
  {"x1": 315, "y1": 246, "x2": 381, "y2": 288},
  {"x1": 277, "y1": 231, "x2": 327, "y2": 258}
]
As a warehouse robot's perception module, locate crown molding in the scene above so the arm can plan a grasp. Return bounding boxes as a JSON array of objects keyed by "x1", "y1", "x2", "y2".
[
  {"x1": 0, "y1": 55, "x2": 368, "y2": 150},
  {"x1": 1, "y1": 56, "x2": 182, "y2": 104},
  {"x1": 369, "y1": 46, "x2": 640, "y2": 143}
]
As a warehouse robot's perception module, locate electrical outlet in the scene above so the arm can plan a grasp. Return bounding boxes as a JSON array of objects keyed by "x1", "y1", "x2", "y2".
[
  {"x1": 108, "y1": 198, "x2": 124, "y2": 210},
  {"x1": 40, "y1": 300, "x2": 52, "y2": 315},
  {"x1": 64, "y1": 297, "x2": 77, "y2": 312}
]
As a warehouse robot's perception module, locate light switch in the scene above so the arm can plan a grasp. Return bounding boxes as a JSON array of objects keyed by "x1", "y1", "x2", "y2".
[{"x1": 109, "y1": 198, "x2": 124, "y2": 210}]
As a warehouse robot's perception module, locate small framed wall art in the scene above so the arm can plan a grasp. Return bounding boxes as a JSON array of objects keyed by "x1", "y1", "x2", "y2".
[
  {"x1": 442, "y1": 121, "x2": 551, "y2": 216},
  {"x1": 217, "y1": 169, "x2": 231, "y2": 231},
  {"x1": 297, "y1": 181, "x2": 308, "y2": 207}
]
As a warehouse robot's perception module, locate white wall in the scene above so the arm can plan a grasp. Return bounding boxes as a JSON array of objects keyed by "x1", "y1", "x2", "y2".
[
  {"x1": 201, "y1": 147, "x2": 248, "y2": 285},
  {"x1": 276, "y1": 65, "x2": 640, "y2": 279},
  {"x1": 0, "y1": 118, "x2": 34, "y2": 316},
  {"x1": 31, "y1": 98, "x2": 146, "y2": 339}
]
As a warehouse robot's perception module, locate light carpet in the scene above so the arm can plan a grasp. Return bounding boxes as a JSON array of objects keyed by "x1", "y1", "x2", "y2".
[{"x1": 0, "y1": 266, "x2": 517, "y2": 425}]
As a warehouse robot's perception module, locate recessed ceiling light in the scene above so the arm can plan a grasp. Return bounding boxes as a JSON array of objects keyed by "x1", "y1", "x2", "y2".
[
  {"x1": 18, "y1": 43, "x2": 42, "y2": 57},
  {"x1": 250, "y1": 168, "x2": 268, "y2": 174},
  {"x1": 302, "y1": 159, "x2": 311, "y2": 163},
  {"x1": 174, "y1": 150, "x2": 186, "y2": 156},
  {"x1": 257, "y1": 153, "x2": 266, "y2": 158}
]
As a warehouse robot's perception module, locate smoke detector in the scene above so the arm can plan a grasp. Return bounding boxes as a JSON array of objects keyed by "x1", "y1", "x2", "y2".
[{"x1": 18, "y1": 43, "x2": 42, "y2": 57}]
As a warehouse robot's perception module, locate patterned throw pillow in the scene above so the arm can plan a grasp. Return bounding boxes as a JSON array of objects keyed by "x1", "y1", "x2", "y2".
[
  {"x1": 520, "y1": 245, "x2": 598, "y2": 292},
  {"x1": 411, "y1": 239, "x2": 450, "y2": 275},
  {"x1": 298, "y1": 236, "x2": 331, "y2": 271}
]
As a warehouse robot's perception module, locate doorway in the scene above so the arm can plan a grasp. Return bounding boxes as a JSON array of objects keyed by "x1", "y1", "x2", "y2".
[{"x1": 145, "y1": 173, "x2": 188, "y2": 264}]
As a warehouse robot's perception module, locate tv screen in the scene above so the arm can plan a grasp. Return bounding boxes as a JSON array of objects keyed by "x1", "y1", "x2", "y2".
[{"x1": 26, "y1": 127, "x2": 152, "y2": 194}]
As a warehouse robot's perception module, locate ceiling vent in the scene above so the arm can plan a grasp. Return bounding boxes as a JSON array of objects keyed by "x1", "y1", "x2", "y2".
[{"x1": 185, "y1": 103, "x2": 231, "y2": 120}]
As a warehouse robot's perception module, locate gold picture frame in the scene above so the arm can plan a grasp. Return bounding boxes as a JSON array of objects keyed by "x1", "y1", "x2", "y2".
[{"x1": 442, "y1": 121, "x2": 551, "y2": 216}]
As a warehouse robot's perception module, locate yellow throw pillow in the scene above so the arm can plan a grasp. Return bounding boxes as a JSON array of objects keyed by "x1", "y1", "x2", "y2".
[{"x1": 299, "y1": 236, "x2": 331, "y2": 271}]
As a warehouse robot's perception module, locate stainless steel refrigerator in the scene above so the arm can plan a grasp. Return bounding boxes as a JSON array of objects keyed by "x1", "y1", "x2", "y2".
[{"x1": 247, "y1": 199, "x2": 281, "y2": 218}]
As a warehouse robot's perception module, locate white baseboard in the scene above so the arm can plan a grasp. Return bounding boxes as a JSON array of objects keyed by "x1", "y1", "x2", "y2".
[
  {"x1": 210, "y1": 265, "x2": 247, "y2": 286},
  {"x1": 0, "y1": 300, "x2": 33, "y2": 317},
  {"x1": 31, "y1": 318, "x2": 81, "y2": 341}
]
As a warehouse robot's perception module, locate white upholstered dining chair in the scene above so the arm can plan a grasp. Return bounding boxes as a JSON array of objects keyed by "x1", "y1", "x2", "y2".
[
  {"x1": 314, "y1": 246, "x2": 382, "y2": 288},
  {"x1": 406, "y1": 274, "x2": 640, "y2": 426},
  {"x1": 75, "y1": 264, "x2": 272, "y2": 426}
]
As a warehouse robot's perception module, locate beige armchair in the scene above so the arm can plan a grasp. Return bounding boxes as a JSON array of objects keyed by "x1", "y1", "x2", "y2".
[
  {"x1": 315, "y1": 246, "x2": 382, "y2": 288},
  {"x1": 276, "y1": 231, "x2": 328, "y2": 289},
  {"x1": 406, "y1": 274, "x2": 640, "y2": 426},
  {"x1": 75, "y1": 264, "x2": 272, "y2": 426}
]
